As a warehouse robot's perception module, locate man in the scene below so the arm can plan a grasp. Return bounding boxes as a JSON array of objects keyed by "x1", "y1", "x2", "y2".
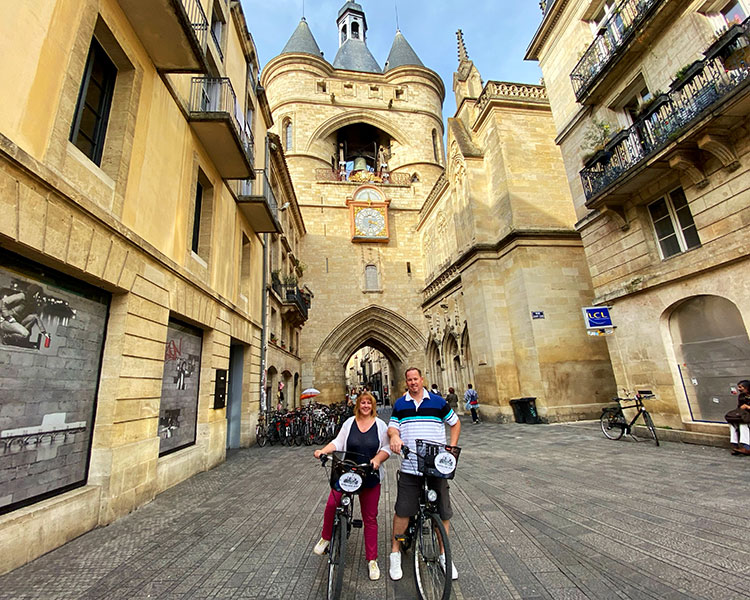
[
  {"x1": 464, "y1": 383, "x2": 480, "y2": 423},
  {"x1": 388, "y1": 367, "x2": 461, "y2": 580}
]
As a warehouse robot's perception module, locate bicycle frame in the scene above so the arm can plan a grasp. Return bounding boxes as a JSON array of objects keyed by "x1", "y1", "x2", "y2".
[{"x1": 601, "y1": 390, "x2": 659, "y2": 446}]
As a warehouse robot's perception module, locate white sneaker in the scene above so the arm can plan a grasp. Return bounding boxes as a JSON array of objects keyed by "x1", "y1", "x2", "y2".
[
  {"x1": 313, "y1": 537, "x2": 329, "y2": 555},
  {"x1": 368, "y1": 559, "x2": 380, "y2": 580},
  {"x1": 389, "y1": 551, "x2": 403, "y2": 580},
  {"x1": 439, "y1": 553, "x2": 458, "y2": 580}
]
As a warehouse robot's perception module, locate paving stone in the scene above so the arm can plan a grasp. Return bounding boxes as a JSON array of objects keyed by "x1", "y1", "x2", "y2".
[{"x1": 2, "y1": 418, "x2": 750, "y2": 599}]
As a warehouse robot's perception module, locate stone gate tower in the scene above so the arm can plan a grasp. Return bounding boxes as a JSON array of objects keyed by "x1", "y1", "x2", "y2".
[{"x1": 261, "y1": 2, "x2": 444, "y2": 400}]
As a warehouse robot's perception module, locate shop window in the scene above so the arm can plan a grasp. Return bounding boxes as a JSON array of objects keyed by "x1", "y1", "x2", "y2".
[
  {"x1": 69, "y1": 38, "x2": 117, "y2": 166},
  {"x1": 648, "y1": 187, "x2": 701, "y2": 259}
]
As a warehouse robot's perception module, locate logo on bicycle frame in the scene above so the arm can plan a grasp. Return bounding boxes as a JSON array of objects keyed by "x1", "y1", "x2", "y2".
[
  {"x1": 338, "y1": 472, "x2": 363, "y2": 493},
  {"x1": 434, "y1": 451, "x2": 456, "y2": 475}
]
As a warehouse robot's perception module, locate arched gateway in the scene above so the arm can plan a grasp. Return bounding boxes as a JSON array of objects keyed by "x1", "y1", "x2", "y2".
[{"x1": 312, "y1": 306, "x2": 426, "y2": 402}]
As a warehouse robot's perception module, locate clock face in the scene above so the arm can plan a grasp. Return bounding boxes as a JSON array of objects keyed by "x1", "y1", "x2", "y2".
[{"x1": 355, "y1": 207, "x2": 386, "y2": 237}]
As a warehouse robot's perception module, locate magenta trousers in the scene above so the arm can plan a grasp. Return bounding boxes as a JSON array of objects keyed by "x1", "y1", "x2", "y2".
[{"x1": 321, "y1": 484, "x2": 381, "y2": 561}]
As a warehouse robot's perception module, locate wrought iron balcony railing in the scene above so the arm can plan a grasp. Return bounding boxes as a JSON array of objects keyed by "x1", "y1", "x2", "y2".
[
  {"x1": 184, "y1": 0, "x2": 209, "y2": 50},
  {"x1": 235, "y1": 168, "x2": 277, "y2": 212},
  {"x1": 570, "y1": 0, "x2": 662, "y2": 101},
  {"x1": 579, "y1": 27, "x2": 750, "y2": 202},
  {"x1": 189, "y1": 77, "x2": 254, "y2": 165},
  {"x1": 283, "y1": 285, "x2": 310, "y2": 320}
]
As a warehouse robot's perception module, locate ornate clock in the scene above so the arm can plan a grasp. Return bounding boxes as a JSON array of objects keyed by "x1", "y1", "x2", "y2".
[{"x1": 347, "y1": 186, "x2": 390, "y2": 242}]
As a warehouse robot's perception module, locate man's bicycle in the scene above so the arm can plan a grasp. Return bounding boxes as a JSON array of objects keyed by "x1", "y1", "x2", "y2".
[
  {"x1": 600, "y1": 390, "x2": 659, "y2": 446},
  {"x1": 318, "y1": 451, "x2": 374, "y2": 600},
  {"x1": 396, "y1": 441, "x2": 461, "y2": 600}
]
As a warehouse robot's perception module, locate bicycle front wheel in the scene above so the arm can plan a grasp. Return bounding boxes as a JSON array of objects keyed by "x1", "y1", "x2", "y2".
[
  {"x1": 413, "y1": 512, "x2": 451, "y2": 600},
  {"x1": 642, "y1": 410, "x2": 660, "y2": 446},
  {"x1": 327, "y1": 517, "x2": 346, "y2": 600},
  {"x1": 600, "y1": 408, "x2": 625, "y2": 440}
]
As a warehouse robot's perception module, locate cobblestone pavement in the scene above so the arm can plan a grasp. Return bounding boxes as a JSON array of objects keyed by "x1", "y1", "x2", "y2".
[{"x1": 2, "y1": 415, "x2": 750, "y2": 600}]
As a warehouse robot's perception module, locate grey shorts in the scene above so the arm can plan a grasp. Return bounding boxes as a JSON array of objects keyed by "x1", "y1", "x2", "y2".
[{"x1": 395, "y1": 472, "x2": 453, "y2": 520}]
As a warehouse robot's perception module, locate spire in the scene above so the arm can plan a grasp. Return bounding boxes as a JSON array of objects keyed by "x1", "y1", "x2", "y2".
[
  {"x1": 384, "y1": 30, "x2": 423, "y2": 72},
  {"x1": 457, "y1": 29, "x2": 469, "y2": 64},
  {"x1": 280, "y1": 17, "x2": 324, "y2": 58}
]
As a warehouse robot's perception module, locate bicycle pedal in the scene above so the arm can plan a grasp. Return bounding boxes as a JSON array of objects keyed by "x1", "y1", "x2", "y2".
[
  {"x1": 394, "y1": 535, "x2": 407, "y2": 543},
  {"x1": 352, "y1": 519, "x2": 363, "y2": 529}
]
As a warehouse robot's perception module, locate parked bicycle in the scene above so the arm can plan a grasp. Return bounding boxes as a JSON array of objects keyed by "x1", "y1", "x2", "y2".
[
  {"x1": 600, "y1": 390, "x2": 659, "y2": 446},
  {"x1": 396, "y1": 441, "x2": 461, "y2": 600},
  {"x1": 318, "y1": 451, "x2": 375, "y2": 600}
]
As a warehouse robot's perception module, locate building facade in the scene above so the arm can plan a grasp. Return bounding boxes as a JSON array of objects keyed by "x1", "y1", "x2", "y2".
[
  {"x1": 262, "y1": 2, "x2": 616, "y2": 422},
  {"x1": 527, "y1": 0, "x2": 750, "y2": 440},
  {"x1": 0, "y1": 0, "x2": 280, "y2": 573}
]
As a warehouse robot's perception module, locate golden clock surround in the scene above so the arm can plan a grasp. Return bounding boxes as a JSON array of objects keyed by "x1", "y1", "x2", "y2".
[{"x1": 347, "y1": 185, "x2": 391, "y2": 243}]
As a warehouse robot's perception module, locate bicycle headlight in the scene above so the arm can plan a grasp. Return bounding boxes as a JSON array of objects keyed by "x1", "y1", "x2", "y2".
[
  {"x1": 427, "y1": 489, "x2": 438, "y2": 503},
  {"x1": 341, "y1": 496, "x2": 351, "y2": 506}
]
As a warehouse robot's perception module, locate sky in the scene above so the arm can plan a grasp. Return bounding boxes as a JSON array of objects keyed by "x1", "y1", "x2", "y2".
[{"x1": 240, "y1": 0, "x2": 545, "y2": 123}]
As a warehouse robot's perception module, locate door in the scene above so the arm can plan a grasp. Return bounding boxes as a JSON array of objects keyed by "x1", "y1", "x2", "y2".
[{"x1": 226, "y1": 344, "x2": 244, "y2": 449}]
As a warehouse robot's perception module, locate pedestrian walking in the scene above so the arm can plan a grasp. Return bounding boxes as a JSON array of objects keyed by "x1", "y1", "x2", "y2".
[
  {"x1": 445, "y1": 387, "x2": 459, "y2": 412},
  {"x1": 388, "y1": 367, "x2": 461, "y2": 581},
  {"x1": 464, "y1": 383, "x2": 480, "y2": 423},
  {"x1": 312, "y1": 391, "x2": 391, "y2": 580},
  {"x1": 430, "y1": 383, "x2": 442, "y2": 397}
]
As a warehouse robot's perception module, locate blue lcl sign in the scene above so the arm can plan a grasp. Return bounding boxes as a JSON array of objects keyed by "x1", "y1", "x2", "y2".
[{"x1": 582, "y1": 306, "x2": 613, "y2": 329}]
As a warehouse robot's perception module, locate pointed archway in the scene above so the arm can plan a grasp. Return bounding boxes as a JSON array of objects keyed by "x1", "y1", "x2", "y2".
[{"x1": 312, "y1": 305, "x2": 427, "y2": 402}]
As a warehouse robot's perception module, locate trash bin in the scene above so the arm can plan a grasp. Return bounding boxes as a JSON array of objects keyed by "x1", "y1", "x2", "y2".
[{"x1": 509, "y1": 397, "x2": 541, "y2": 424}]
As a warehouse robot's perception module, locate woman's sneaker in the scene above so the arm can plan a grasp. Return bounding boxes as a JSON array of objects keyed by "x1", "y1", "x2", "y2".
[
  {"x1": 313, "y1": 537, "x2": 329, "y2": 555},
  {"x1": 439, "y1": 553, "x2": 458, "y2": 580},
  {"x1": 368, "y1": 560, "x2": 380, "y2": 580}
]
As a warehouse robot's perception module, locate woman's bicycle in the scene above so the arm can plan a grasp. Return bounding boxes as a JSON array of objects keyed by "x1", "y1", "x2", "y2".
[
  {"x1": 600, "y1": 390, "x2": 659, "y2": 446},
  {"x1": 396, "y1": 441, "x2": 461, "y2": 600},
  {"x1": 318, "y1": 451, "x2": 374, "y2": 600}
]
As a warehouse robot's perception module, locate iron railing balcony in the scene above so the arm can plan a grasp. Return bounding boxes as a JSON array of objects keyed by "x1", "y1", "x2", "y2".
[
  {"x1": 117, "y1": 0, "x2": 210, "y2": 72},
  {"x1": 580, "y1": 24, "x2": 750, "y2": 204},
  {"x1": 188, "y1": 77, "x2": 254, "y2": 179},
  {"x1": 570, "y1": 0, "x2": 664, "y2": 102},
  {"x1": 282, "y1": 285, "x2": 309, "y2": 322},
  {"x1": 232, "y1": 169, "x2": 282, "y2": 233}
]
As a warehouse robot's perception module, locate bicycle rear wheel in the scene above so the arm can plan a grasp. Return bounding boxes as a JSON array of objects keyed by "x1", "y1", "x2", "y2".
[
  {"x1": 327, "y1": 517, "x2": 346, "y2": 600},
  {"x1": 256, "y1": 424, "x2": 267, "y2": 447},
  {"x1": 642, "y1": 410, "x2": 659, "y2": 446},
  {"x1": 413, "y1": 512, "x2": 451, "y2": 600},
  {"x1": 600, "y1": 408, "x2": 625, "y2": 440}
]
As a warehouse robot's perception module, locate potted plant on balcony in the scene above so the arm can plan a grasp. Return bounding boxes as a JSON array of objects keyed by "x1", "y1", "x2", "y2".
[
  {"x1": 269, "y1": 332, "x2": 278, "y2": 344},
  {"x1": 635, "y1": 91, "x2": 669, "y2": 120},
  {"x1": 704, "y1": 21, "x2": 746, "y2": 61},
  {"x1": 581, "y1": 118, "x2": 616, "y2": 168}
]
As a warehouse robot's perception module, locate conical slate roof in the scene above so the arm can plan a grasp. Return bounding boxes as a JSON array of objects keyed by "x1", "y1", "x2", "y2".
[
  {"x1": 384, "y1": 30, "x2": 423, "y2": 71},
  {"x1": 333, "y1": 38, "x2": 381, "y2": 73},
  {"x1": 280, "y1": 18, "x2": 324, "y2": 57}
]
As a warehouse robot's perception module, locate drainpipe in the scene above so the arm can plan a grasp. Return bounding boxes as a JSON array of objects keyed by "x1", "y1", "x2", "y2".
[{"x1": 259, "y1": 231, "x2": 268, "y2": 414}]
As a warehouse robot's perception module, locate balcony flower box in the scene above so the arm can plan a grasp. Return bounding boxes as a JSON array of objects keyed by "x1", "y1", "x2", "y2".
[
  {"x1": 583, "y1": 148, "x2": 612, "y2": 169},
  {"x1": 669, "y1": 60, "x2": 705, "y2": 93},
  {"x1": 636, "y1": 93, "x2": 670, "y2": 120},
  {"x1": 703, "y1": 22, "x2": 747, "y2": 61}
]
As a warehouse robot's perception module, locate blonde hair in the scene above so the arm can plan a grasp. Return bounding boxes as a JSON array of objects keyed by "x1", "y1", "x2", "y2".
[{"x1": 354, "y1": 391, "x2": 376, "y2": 418}]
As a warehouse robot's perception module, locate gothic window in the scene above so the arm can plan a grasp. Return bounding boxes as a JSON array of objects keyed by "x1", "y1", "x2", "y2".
[
  {"x1": 365, "y1": 264, "x2": 379, "y2": 290},
  {"x1": 284, "y1": 119, "x2": 292, "y2": 151},
  {"x1": 648, "y1": 187, "x2": 700, "y2": 259},
  {"x1": 432, "y1": 129, "x2": 440, "y2": 162}
]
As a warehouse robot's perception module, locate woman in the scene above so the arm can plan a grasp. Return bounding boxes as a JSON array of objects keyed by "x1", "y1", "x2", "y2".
[
  {"x1": 445, "y1": 387, "x2": 459, "y2": 412},
  {"x1": 728, "y1": 380, "x2": 750, "y2": 455},
  {"x1": 313, "y1": 392, "x2": 390, "y2": 580}
]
